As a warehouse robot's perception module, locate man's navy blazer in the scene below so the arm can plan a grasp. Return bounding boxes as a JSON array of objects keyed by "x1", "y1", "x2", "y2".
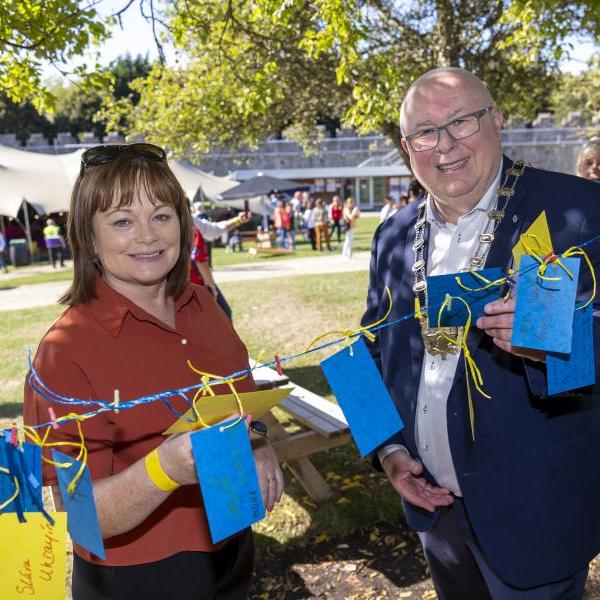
[{"x1": 362, "y1": 156, "x2": 600, "y2": 588}]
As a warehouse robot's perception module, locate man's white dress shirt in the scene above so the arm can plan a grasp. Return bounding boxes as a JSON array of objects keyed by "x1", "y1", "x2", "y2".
[
  {"x1": 379, "y1": 204, "x2": 398, "y2": 222},
  {"x1": 379, "y1": 164, "x2": 502, "y2": 496}
]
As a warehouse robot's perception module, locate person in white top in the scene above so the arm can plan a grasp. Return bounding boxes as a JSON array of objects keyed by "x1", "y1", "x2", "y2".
[
  {"x1": 303, "y1": 199, "x2": 317, "y2": 250},
  {"x1": 341, "y1": 197, "x2": 360, "y2": 258},
  {"x1": 362, "y1": 67, "x2": 600, "y2": 599},
  {"x1": 378, "y1": 196, "x2": 398, "y2": 222},
  {"x1": 191, "y1": 202, "x2": 249, "y2": 241}
]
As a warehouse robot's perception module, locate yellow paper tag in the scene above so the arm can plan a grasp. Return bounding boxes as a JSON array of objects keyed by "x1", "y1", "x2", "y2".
[
  {"x1": 0, "y1": 512, "x2": 67, "y2": 599},
  {"x1": 163, "y1": 387, "x2": 293, "y2": 435},
  {"x1": 512, "y1": 211, "x2": 553, "y2": 271}
]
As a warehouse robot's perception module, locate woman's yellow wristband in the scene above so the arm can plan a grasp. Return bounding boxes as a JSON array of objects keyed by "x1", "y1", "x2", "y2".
[{"x1": 145, "y1": 448, "x2": 181, "y2": 493}]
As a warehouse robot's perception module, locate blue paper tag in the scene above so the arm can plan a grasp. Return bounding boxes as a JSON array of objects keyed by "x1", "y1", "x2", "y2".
[
  {"x1": 191, "y1": 420, "x2": 264, "y2": 544},
  {"x1": 320, "y1": 337, "x2": 404, "y2": 457},
  {"x1": 0, "y1": 440, "x2": 42, "y2": 516},
  {"x1": 547, "y1": 305, "x2": 596, "y2": 395},
  {"x1": 427, "y1": 267, "x2": 504, "y2": 327},
  {"x1": 512, "y1": 256, "x2": 580, "y2": 353},
  {"x1": 52, "y1": 449, "x2": 105, "y2": 559}
]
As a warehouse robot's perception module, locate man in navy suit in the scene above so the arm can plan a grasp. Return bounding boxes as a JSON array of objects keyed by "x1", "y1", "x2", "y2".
[{"x1": 363, "y1": 67, "x2": 600, "y2": 598}]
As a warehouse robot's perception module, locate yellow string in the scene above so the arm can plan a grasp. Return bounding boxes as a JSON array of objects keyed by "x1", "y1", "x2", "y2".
[
  {"x1": 521, "y1": 233, "x2": 549, "y2": 256},
  {"x1": 501, "y1": 268, "x2": 516, "y2": 301},
  {"x1": 520, "y1": 235, "x2": 572, "y2": 282},
  {"x1": 220, "y1": 381, "x2": 245, "y2": 431},
  {"x1": 562, "y1": 245, "x2": 597, "y2": 310},
  {"x1": 23, "y1": 414, "x2": 89, "y2": 494},
  {"x1": 303, "y1": 287, "x2": 393, "y2": 355},
  {"x1": 437, "y1": 295, "x2": 491, "y2": 441},
  {"x1": 251, "y1": 350, "x2": 266, "y2": 374},
  {"x1": 0, "y1": 466, "x2": 20, "y2": 511},
  {"x1": 186, "y1": 362, "x2": 248, "y2": 430},
  {"x1": 454, "y1": 270, "x2": 507, "y2": 292}
]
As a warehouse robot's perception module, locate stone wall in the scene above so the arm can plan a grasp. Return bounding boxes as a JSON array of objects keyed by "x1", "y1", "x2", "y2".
[{"x1": 8, "y1": 124, "x2": 596, "y2": 176}]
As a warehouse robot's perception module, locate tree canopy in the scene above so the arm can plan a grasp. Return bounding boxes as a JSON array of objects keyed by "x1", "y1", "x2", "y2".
[
  {"x1": 98, "y1": 0, "x2": 597, "y2": 154},
  {"x1": 0, "y1": 0, "x2": 112, "y2": 111},
  {"x1": 1, "y1": 1, "x2": 598, "y2": 153},
  {"x1": 0, "y1": 55, "x2": 151, "y2": 144},
  {"x1": 550, "y1": 56, "x2": 600, "y2": 126}
]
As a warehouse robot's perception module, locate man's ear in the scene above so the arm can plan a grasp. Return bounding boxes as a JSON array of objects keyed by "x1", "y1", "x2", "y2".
[
  {"x1": 492, "y1": 106, "x2": 504, "y2": 133},
  {"x1": 400, "y1": 139, "x2": 412, "y2": 171}
]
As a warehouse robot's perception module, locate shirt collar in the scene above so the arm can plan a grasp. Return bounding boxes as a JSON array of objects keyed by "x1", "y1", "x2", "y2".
[
  {"x1": 426, "y1": 161, "x2": 503, "y2": 226},
  {"x1": 89, "y1": 277, "x2": 199, "y2": 338}
]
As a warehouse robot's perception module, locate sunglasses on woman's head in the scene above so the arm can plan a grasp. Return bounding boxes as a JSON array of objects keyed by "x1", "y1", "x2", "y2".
[{"x1": 79, "y1": 143, "x2": 167, "y2": 177}]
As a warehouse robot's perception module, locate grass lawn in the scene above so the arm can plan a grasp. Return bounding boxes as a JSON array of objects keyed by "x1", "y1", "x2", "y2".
[
  {"x1": 0, "y1": 304, "x2": 65, "y2": 420},
  {"x1": 0, "y1": 268, "x2": 74, "y2": 289},
  {"x1": 0, "y1": 271, "x2": 402, "y2": 545},
  {"x1": 221, "y1": 272, "x2": 404, "y2": 548}
]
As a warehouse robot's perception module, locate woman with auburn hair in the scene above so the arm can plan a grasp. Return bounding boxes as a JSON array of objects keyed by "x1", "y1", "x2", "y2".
[
  {"x1": 23, "y1": 144, "x2": 283, "y2": 599},
  {"x1": 576, "y1": 141, "x2": 600, "y2": 182}
]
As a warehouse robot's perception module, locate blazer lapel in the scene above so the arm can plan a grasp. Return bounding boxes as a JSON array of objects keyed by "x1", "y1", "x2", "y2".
[
  {"x1": 484, "y1": 155, "x2": 531, "y2": 271},
  {"x1": 449, "y1": 155, "x2": 531, "y2": 394}
]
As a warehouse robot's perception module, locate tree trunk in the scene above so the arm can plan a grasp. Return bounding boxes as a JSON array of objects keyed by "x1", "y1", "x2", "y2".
[
  {"x1": 434, "y1": 0, "x2": 463, "y2": 66},
  {"x1": 381, "y1": 120, "x2": 412, "y2": 174}
]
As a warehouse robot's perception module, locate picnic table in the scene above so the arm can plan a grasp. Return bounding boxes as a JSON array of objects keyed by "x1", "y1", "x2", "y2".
[{"x1": 252, "y1": 361, "x2": 351, "y2": 502}]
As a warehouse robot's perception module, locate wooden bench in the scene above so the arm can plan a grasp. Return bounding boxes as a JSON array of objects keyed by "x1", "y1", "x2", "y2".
[
  {"x1": 251, "y1": 361, "x2": 351, "y2": 502},
  {"x1": 247, "y1": 246, "x2": 294, "y2": 257},
  {"x1": 246, "y1": 230, "x2": 295, "y2": 257}
]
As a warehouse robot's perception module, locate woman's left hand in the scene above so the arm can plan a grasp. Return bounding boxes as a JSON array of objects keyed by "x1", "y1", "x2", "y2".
[{"x1": 252, "y1": 441, "x2": 284, "y2": 512}]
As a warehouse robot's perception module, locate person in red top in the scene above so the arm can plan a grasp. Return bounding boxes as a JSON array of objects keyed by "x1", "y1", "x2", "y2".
[
  {"x1": 272, "y1": 199, "x2": 291, "y2": 248},
  {"x1": 328, "y1": 195, "x2": 343, "y2": 243},
  {"x1": 189, "y1": 226, "x2": 232, "y2": 319},
  {"x1": 23, "y1": 144, "x2": 283, "y2": 600},
  {"x1": 189, "y1": 227, "x2": 211, "y2": 286}
]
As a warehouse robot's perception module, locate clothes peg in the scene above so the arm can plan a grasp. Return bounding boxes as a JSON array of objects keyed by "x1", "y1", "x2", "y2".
[
  {"x1": 274, "y1": 355, "x2": 283, "y2": 376},
  {"x1": 48, "y1": 407, "x2": 59, "y2": 430},
  {"x1": 10, "y1": 424, "x2": 18, "y2": 447}
]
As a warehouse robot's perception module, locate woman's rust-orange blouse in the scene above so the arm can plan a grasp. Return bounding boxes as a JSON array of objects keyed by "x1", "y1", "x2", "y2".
[{"x1": 23, "y1": 278, "x2": 255, "y2": 566}]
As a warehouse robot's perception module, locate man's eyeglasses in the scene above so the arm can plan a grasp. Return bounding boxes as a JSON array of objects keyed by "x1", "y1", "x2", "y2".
[
  {"x1": 403, "y1": 106, "x2": 496, "y2": 152},
  {"x1": 79, "y1": 143, "x2": 167, "y2": 177}
]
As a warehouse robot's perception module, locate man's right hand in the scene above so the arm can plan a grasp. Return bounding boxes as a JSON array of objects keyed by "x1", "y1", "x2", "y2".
[{"x1": 382, "y1": 451, "x2": 454, "y2": 513}]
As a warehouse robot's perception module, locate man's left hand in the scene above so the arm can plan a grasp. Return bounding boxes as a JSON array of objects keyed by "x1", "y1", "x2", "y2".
[{"x1": 477, "y1": 298, "x2": 545, "y2": 362}]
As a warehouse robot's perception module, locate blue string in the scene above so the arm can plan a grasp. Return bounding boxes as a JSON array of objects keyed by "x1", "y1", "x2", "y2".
[{"x1": 15, "y1": 233, "x2": 600, "y2": 432}]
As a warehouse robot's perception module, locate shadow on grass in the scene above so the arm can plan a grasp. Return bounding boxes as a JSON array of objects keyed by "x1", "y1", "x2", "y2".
[
  {"x1": 250, "y1": 365, "x2": 431, "y2": 598},
  {"x1": 282, "y1": 365, "x2": 331, "y2": 398},
  {"x1": 252, "y1": 520, "x2": 429, "y2": 599},
  {"x1": 0, "y1": 402, "x2": 23, "y2": 419}
]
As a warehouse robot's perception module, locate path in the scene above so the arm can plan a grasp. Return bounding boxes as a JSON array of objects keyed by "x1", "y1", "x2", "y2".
[{"x1": 0, "y1": 252, "x2": 370, "y2": 311}]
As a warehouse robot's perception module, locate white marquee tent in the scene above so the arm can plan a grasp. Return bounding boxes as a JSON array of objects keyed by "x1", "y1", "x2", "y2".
[{"x1": 0, "y1": 144, "x2": 238, "y2": 220}]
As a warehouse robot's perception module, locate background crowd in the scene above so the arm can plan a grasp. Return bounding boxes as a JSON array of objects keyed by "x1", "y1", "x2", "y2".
[{"x1": 0, "y1": 147, "x2": 597, "y2": 274}]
